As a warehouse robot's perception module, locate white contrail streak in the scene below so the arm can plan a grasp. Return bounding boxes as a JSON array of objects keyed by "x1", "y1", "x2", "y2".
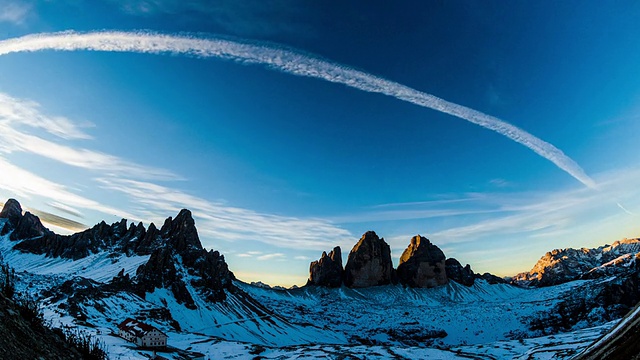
[
  {"x1": 616, "y1": 202, "x2": 635, "y2": 216},
  {"x1": 0, "y1": 31, "x2": 596, "y2": 188}
]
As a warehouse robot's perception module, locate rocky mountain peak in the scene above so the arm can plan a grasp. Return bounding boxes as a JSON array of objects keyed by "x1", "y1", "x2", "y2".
[
  {"x1": 512, "y1": 238, "x2": 640, "y2": 287},
  {"x1": 344, "y1": 231, "x2": 393, "y2": 288},
  {"x1": 4, "y1": 199, "x2": 234, "y2": 306},
  {"x1": 160, "y1": 209, "x2": 202, "y2": 252},
  {"x1": 134, "y1": 209, "x2": 234, "y2": 306},
  {"x1": 308, "y1": 246, "x2": 343, "y2": 288},
  {"x1": 0, "y1": 199, "x2": 23, "y2": 231},
  {"x1": 0, "y1": 199, "x2": 51, "y2": 241},
  {"x1": 396, "y1": 235, "x2": 448, "y2": 288},
  {"x1": 445, "y1": 258, "x2": 475, "y2": 286}
]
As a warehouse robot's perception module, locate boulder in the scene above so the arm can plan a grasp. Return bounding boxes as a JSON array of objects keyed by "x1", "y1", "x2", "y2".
[
  {"x1": 308, "y1": 246, "x2": 343, "y2": 287},
  {"x1": 397, "y1": 235, "x2": 448, "y2": 288},
  {"x1": 344, "y1": 231, "x2": 393, "y2": 288}
]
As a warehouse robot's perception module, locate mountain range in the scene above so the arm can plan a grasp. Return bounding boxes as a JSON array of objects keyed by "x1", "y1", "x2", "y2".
[{"x1": 0, "y1": 198, "x2": 638, "y2": 359}]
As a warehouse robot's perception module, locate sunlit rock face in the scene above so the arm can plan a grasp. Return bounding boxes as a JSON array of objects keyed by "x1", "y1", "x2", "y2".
[
  {"x1": 308, "y1": 246, "x2": 343, "y2": 288},
  {"x1": 396, "y1": 235, "x2": 448, "y2": 288},
  {"x1": 512, "y1": 238, "x2": 640, "y2": 287},
  {"x1": 344, "y1": 231, "x2": 393, "y2": 288}
]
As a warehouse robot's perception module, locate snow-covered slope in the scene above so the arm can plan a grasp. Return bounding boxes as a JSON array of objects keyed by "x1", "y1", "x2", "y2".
[
  {"x1": 0, "y1": 238, "x2": 149, "y2": 282},
  {"x1": 1, "y1": 199, "x2": 637, "y2": 359},
  {"x1": 237, "y1": 278, "x2": 609, "y2": 347}
]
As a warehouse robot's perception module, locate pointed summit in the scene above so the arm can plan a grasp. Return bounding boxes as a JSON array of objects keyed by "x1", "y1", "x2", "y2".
[
  {"x1": 0, "y1": 199, "x2": 23, "y2": 235},
  {"x1": 160, "y1": 209, "x2": 202, "y2": 252},
  {"x1": 308, "y1": 246, "x2": 343, "y2": 288}
]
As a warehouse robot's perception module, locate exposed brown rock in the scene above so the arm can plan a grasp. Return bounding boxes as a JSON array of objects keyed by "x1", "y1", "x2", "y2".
[
  {"x1": 308, "y1": 246, "x2": 343, "y2": 288},
  {"x1": 397, "y1": 235, "x2": 448, "y2": 288},
  {"x1": 445, "y1": 258, "x2": 475, "y2": 286},
  {"x1": 344, "y1": 231, "x2": 393, "y2": 288}
]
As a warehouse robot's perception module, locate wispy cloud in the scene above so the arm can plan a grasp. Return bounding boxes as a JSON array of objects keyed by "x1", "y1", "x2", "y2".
[
  {"x1": 48, "y1": 201, "x2": 84, "y2": 218},
  {"x1": 256, "y1": 253, "x2": 285, "y2": 261},
  {"x1": 427, "y1": 168, "x2": 640, "y2": 244},
  {"x1": 0, "y1": 89, "x2": 353, "y2": 252},
  {"x1": 0, "y1": 31, "x2": 595, "y2": 188},
  {"x1": 376, "y1": 168, "x2": 640, "y2": 260},
  {"x1": 0, "y1": 92, "x2": 92, "y2": 139},
  {"x1": 95, "y1": 177, "x2": 353, "y2": 250},
  {"x1": 0, "y1": 1, "x2": 31, "y2": 25},
  {"x1": 0, "y1": 157, "x2": 137, "y2": 223},
  {"x1": 489, "y1": 178, "x2": 510, "y2": 188},
  {"x1": 0, "y1": 92, "x2": 180, "y2": 180},
  {"x1": 0, "y1": 200, "x2": 87, "y2": 233}
]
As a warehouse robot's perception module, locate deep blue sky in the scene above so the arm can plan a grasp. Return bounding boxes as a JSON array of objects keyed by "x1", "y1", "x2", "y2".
[{"x1": 0, "y1": 1, "x2": 639, "y2": 285}]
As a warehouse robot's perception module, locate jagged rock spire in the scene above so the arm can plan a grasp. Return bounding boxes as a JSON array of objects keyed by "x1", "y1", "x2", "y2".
[
  {"x1": 308, "y1": 246, "x2": 343, "y2": 288},
  {"x1": 344, "y1": 231, "x2": 393, "y2": 288}
]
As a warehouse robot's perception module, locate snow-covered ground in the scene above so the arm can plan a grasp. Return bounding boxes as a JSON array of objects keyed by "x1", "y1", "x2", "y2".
[
  {"x1": 236, "y1": 279, "x2": 600, "y2": 347},
  {"x1": 0, "y1": 232, "x2": 617, "y2": 359},
  {"x1": 0, "y1": 236, "x2": 149, "y2": 282}
]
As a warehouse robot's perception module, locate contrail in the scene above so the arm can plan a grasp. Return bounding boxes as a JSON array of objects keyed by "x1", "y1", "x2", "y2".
[
  {"x1": 0, "y1": 31, "x2": 596, "y2": 188},
  {"x1": 616, "y1": 202, "x2": 635, "y2": 216}
]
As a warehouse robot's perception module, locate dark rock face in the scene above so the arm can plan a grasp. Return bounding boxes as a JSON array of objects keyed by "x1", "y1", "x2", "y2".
[
  {"x1": 445, "y1": 258, "x2": 475, "y2": 286},
  {"x1": 159, "y1": 209, "x2": 202, "y2": 252},
  {"x1": 512, "y1": 239, "x2": 640, "y2": 287},
  {"x1": 530, "y1": 263, "x2": 640, "y2": 334},
  {"x1": 3, "y1": 199, "x2": 234, "y2": 306},
  {"x1": 308, "y1": 246, "x2": 343, "y2": 288},
  {"x1": 12, "y1": 217, "x2": 164, "y2": 260},
  {"x1": 0, "y1": 199, "x2": 23, "y2": 235},
  {"x1": 0, "y1": 199, "x2": 51, "y2": 241},
  {"x1": 134, "y1": 209, "x2": 234, "y2": 306},
  {"x1": 0, "y1": 292, "x2": 84, "y2": 359},
  {"x1": 9, "y1": 212, "x2": 51, "y2": 242},
  {"x1": 476, "y1": 272, "x2": 506, "y2": 284},
  {"x1": 396, "y1": 235, "x2": 448, "y2": 288},
  {"x1": 344, "y1": 231, "x2": 393, "y2": 288}
]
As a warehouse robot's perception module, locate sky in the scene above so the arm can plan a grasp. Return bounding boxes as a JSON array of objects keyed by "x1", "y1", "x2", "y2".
[{"x1": 0, "y1": 1, "x2": 639, "y2": 286}]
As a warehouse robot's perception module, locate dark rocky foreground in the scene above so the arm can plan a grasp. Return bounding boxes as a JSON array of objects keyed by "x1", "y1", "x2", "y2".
[
  {"x1": 0, "y1": 291, "x2": 84, "y2": 359},
  {"x1": 574, "y1": 302, "x2": 640, "y2": 360}
]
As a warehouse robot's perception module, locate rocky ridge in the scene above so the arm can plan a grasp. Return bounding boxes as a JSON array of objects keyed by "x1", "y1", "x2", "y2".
[
  {"x1": 308, "y1": 231, "x2": 502, "y2": 289},
  {"x1": 512, "y1": 238, "x2": 640, "y2": 287},
  {"x1": 0, "y1": 199, "x2": 234, "y2": 307}
]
